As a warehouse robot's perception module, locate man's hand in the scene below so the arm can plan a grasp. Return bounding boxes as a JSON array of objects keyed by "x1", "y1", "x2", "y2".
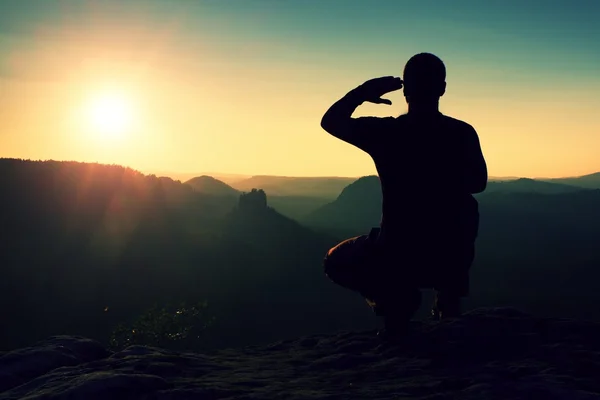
[{"x1": 356, "y1": 76, "x2": 403, "y2": 105}]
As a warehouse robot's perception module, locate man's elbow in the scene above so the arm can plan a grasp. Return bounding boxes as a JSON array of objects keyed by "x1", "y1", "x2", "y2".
[
  {"x1": 321, "y1": 114, "x2": 344, "y2": 138},
  {"x1": 470, "y1": 179, "x2": 487, "y2": 194},
  {"x1": 470, "y1": 171, "x2": 488, "y2": 194},
  {"x1": 320, "y1": 115, "x2": 333, "y2": 134}
]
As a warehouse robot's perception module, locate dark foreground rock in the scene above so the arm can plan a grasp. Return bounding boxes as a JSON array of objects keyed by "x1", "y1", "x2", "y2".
[{"x1": 1, "y1": 308, "x2": 600, "y2": 399}]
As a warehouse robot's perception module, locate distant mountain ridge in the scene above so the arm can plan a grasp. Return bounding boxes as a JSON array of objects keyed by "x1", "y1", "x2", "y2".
[
  {"x1": 539, "y1": 171, "x2": 600, "y2": 189},
  {"x1": 223, "y1": 175, "x2": 357, "y2": 198},
  {"x1": 302, "y1": 176, "x2": 382, "y2": 235},
  {"x1": 145, "y1": 168, "x2": 600, "y2": 190},
  {"x1": 302, "y1": 174, "x2": 598, "y2": 236},
  {"x1": 182, "y1": 175, "x2": 333, "y2": 220},
  {"x1": 485, "y1": 178, "x2": 586, "y2": 194},
  {"x1": 176, "y1": 171, "x2": 597, "y2": 225},
  {"x1": 185, "y1": 175, "x2": 240, "y2": 197}
]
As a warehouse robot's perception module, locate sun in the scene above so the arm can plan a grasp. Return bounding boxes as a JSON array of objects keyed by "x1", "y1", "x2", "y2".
[{"x1": 86, "y1": 91, "x2": 134, "y2": 139}]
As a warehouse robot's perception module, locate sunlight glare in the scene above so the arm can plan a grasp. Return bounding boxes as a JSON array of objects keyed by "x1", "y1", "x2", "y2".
[{"x1": 86, "y1": 91, "x2": 134, "y2": 139}]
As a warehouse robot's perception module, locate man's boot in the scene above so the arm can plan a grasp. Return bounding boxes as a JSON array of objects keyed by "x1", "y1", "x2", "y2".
[
  {"x1": 377, "y1": 314, "x2": 412, "y2": 342},
  {"x1": 375, "y1": 288, "x2": 422, "y2": 341},
  {"x1": 431, "y1": 291, "x2": 461, "y2": 320}
]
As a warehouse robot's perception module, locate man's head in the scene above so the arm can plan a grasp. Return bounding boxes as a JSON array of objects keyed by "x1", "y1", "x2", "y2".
[{"x1": 403, "y1": 53, "x2": 446, "y2": 105}]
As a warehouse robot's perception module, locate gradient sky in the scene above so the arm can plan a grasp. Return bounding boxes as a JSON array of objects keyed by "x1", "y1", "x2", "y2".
[{"x1": 1, "y1": 0, "x2": 599, "y2": 178}]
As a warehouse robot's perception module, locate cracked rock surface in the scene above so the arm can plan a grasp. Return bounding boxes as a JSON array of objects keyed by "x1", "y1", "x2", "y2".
[{"x1": 1, "y1": 308, "x2": 599, "y2": 399}]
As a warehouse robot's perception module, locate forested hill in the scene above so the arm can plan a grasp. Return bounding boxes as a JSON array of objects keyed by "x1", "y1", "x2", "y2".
[{"x1": 0, "y1": 159, "x2": 346, "y2": 352}]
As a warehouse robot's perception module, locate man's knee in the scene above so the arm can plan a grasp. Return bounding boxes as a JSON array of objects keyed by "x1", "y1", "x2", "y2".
[
  {"x1": 323, "y1": 235, "x2": 369, "y2": 286},
  {"x1": 323, "y1": 252, "x2": 342, "y2": 282},
  {"x1": 323, "y1": 237, "x2": 349, "y2": 280}
]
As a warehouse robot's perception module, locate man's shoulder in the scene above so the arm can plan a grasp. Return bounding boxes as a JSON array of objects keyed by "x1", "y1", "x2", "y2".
[
  {"x1": 391, "y1": 114, "x2": 411, "y2": 127},
  {"x1": 441, "y1": 115, "x2": 476, "y2": 132}
]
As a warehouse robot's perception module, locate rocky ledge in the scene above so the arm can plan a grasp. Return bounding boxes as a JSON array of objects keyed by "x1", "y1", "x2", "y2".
[{"x1": 1, "y1": 308, "x2": 600, "y2": 399}]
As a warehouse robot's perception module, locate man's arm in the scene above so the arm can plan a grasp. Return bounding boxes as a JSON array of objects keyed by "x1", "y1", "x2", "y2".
[
  {"x1": 464, "y1": 126, "x2": 488, "y2": 194},
  {"x1": 320, "y1": 88, "x2": 375, "y2": 151},
  {"x1": 320, "y1": 76, "x2": 402, "y2": 153}
]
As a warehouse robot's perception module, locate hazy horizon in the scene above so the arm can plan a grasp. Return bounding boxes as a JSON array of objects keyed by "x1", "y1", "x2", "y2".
[
  {"x1": 1, "y1": 0, "x2": 599, "y2": 178},
  {"x1": 2, "y1": 158, "x2": 598, "y2": 182},
  {"x1": 142, "y1": 168, "x2": 597, "y2": 182}
]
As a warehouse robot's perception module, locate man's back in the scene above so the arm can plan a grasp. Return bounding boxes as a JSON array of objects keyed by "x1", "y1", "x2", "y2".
[
  {"x1": 320, "y1": 53, "x2": 487, "y2": 244},
  {"x1": 366, "y1": 113, "x2": 480, "y2": 240}
]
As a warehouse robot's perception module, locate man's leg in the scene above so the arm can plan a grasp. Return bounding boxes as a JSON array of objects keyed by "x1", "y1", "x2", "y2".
[
  {"x1": 369, "y1": 239, "x2": 423, "y2": 338},
  {"x1": 324, "y1": 230, "x2": 422, "y2": 337},
  {"x1": 431, "y1": 241, "x2": 475, "y2": 319},
  {"x1": 431, "y1": 290, "x2": 462, "y2": 319},
  {"x1": 375, "y1": 285, "x2": 422, "y2": 338}
]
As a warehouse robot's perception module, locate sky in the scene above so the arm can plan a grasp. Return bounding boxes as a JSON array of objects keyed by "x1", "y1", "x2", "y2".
[{"x1": 0, "y1": 0, "x2": 599, "y2": 178}]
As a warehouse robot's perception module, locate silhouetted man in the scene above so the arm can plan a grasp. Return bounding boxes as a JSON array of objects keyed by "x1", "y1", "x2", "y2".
[{"x1": 320, "y1": 53, "x2": 487, "y2": 339}]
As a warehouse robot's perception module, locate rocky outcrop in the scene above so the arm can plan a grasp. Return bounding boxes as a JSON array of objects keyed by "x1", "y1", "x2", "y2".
[
  {"x1": 1, "y1": 308, "x2": 600, "y2": 399},
  {"x1": 238, "y1": 188, "x2": 268, "y2": 212}
]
